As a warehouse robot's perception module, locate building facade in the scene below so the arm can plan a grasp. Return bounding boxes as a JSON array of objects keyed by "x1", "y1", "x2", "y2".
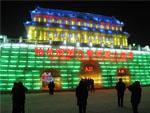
[
  {"x1": 0, "y1": 7, "x2": 150, "y2": 91},
  {"x1": 25, "y1": 7, "x2": 128, "y2": 48}
]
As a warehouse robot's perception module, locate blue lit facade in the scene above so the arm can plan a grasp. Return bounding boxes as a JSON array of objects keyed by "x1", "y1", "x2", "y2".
[{"x1": 24, "y1": 7, "x2": 128, "y2": 48}]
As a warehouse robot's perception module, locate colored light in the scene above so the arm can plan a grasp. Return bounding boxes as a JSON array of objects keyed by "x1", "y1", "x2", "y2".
[
  {"x1": 1, "y1": 8, "x2": 150, "y2": 91},
  {"x1": 71, "y1": 26, "x2": 77, "y2": 30}
]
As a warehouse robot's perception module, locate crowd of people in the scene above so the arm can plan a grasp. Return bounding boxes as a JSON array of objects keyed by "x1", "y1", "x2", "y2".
[
  {"x1": 11, "y1": 79, "x2": 142, "y2": 113},
  {"x1": 76, "y1": 78, "x2": 142, "y2": 113},
  {"x1": 115, "y1": 78, "x2": 142, "y2": 113},
  {"x1": 81, "y1": 78, "x2": 95, "y2": 94}
]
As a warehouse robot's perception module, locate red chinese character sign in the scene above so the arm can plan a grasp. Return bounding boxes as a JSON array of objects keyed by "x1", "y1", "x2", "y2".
[
  {"x1": 85, "y1": 66, "x2": 94, "y2": 72},
  {"x1": 35, "y1": 48, "x2": 44, "y2": 56},
  {"x1": 46, "y1": 48, "x2": 53, "y2": 56},
  {"x1": 117, "y1": 68, "x2": 131, "y2": 86},
  {"x1": 80, "y1": 60, "x2": 100, "y2": 76},
  {"x1": 34, "y1": 47, "x2": 134, "y2": 62},
  {"x1": 117, "y1": 68, "x2": 129, "y2": 76}
]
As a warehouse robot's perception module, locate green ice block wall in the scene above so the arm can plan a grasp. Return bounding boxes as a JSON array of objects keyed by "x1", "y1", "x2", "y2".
[
  {"x1": 0, "y1": 44, "x2": 81, "y2": 91},
  {"x1": 0, "y1": 43, "x2": 150, "y2": 91},
  {"x1": 100, "y1": 54, "x2": 150, "y2": 87}
]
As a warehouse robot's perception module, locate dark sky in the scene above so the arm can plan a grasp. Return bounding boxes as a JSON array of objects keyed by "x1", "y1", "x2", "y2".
[{"x1": 1, "y1": 1, "x2": 150, "y2": 46}]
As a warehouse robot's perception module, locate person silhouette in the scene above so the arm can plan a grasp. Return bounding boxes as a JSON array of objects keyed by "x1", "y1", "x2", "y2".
[
  {"x1": 18, "y1": 81, "x2": 28, "y2": 113},
  {"x1": 90, "y1": 79, "x2": 95, "y2": 94},
  {"x1": 76, "y1": 80, "x2": 88, "y2": 113},
  {"x1": 11, "y1": 82, "x2": 18, "y2": 113},
  {"x1": 11, "y1": 81, "x2": 28, "y2": 113},
  {"x1": 48, "y1": 81, "x2": 55, "y2": 95},
  {"x1": 115, "y1": 78, "x2": 126, "y2": 107},
  {"x1": 128, "y1": 81, "x2": 142, "y2": 113}
]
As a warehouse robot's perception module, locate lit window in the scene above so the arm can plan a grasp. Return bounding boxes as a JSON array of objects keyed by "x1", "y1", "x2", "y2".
[
  {"x1": 96, "y1": 25, "x2": 98, "y2": 29},
  {"x1": 38, "y1": 17, "x2": 41, "y2": 22},
  {"x1": 106, "y1": 25, "x2": 109, "y2": 30},
  {"x1": 34, "y1": 31, "x2": 37, "y2": 36},
  {"x1": 112, "y1": 25, "x2": 115, "y2": 30},
  {"x1": 100, "y1": 25, "x2": 104, "y2": 29},
  {"x1": 78, "y1": 21, "x2": 81, "y2": 26},
  {"x1": 116, "y1": 26, "x2": 118, "y2": 31},
  {"x1": 65, "y1": 20, "x2": 68, "y2": 24},
  {"x1": 72, "y1": 21, "x2": 75, "y2": 25},
  {"x1": 58, "y1": 20, "x2": 62, "y2": 24},
  {"x1": 120, "y1": 27, "x2": 122, "y2": 31},
  {"x1": 90, "y1": 23, "x2": 93, "y2": 28},
  {"x1": 43, "y1": 18, "x2": 47, "y2": 22},
  {"x1": 27, "y1": 34, "x2": 31, "y2": 39},
  {"x1": 33, "y1": 17, "x2": 36, "y2": 21}
]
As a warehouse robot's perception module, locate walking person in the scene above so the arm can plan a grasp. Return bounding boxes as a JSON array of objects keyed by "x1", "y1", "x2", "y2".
[
  {"x1": 18, "y1": 81, "x2": 28, "y2": 113},
  {"x1": 11, "y1": 82, "x2": 19, "y2": 113},
  {"x1": 128, "y1": 81, "x2": 142, "y2": 113},
  {"x1": 90, "y1": 79, "x2": 95, "y2": 94},
  {"x1": 115, "y1": 78, "x2": 126, "y2": 107},
  {"x1": 76, "y1": 80, "x2": 88, "y2": 113},
  {"x1": 48, "y1": 81, "x2": 55, "y2": 95},
  {"x1": 11, "y1": 81, "x2": 28, "y2": 113}
]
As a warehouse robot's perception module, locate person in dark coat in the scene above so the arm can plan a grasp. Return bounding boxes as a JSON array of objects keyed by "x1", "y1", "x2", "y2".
[
  {"x1": 18, "y1": 81, "x2": 28, "y2": 113},
  {"x1": 48, "y1": 81, "x2": 55, "y2": 95},
  {"x1": 128, "y1": 81, "x2": 142, "y2": 113},
  {"x1": 90, "y1": 79, "x2": 95, "y2": 94},
  {"x1": 11, "y1": 81, "x2": 28, "y2": 113},
  {"x1": 11, "y1": 82, "x2": 19, "y2": 113},
  {"x1": 115, "y1": 78, "x2": 126, "y2": 107},
  {"x1": 76, "y1": 80, "x2": 88, "y2": 113}
]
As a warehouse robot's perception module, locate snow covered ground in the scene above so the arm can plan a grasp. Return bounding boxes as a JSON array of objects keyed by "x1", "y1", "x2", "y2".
[{"x1": 1, "y1": 87, "x2": 150, "y2": 113}]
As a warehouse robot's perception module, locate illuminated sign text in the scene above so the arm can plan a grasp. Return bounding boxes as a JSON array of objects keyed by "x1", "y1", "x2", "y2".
[{"x1": 35, "y1": 48, "x2": 134, "y2": 62}]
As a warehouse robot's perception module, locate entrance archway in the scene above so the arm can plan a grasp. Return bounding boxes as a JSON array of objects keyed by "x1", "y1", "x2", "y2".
[
  {"x1": 40, "y1": 68, "x2": 61, "y2": 91},
  {"x1": 79, "y1": 60, "x2": 102, "y2": 88},
  {"x1": 117, "y1": 68, "x2": 131, "y2": 86}
]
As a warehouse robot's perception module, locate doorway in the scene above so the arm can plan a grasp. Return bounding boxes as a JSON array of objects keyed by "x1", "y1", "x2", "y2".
[
  {"x1": 79, "y1": 60, "x2": 102, "y2": 88},
  {"x1": 40, "y1": 68, "x2": 61, "y2": 91},
  {"x1": 117, "y1": 68, "x2": 131, "y2": 86}
]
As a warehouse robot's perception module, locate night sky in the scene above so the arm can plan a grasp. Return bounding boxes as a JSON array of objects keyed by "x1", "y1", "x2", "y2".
[{"x1": 1, "y1": 1, "x2": 150, "y2": 46}]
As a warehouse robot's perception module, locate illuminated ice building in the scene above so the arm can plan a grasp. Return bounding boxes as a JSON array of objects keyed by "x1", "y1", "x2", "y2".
[{"x1": 0, "y1": 7, "x2": 150, "y2": 91}]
